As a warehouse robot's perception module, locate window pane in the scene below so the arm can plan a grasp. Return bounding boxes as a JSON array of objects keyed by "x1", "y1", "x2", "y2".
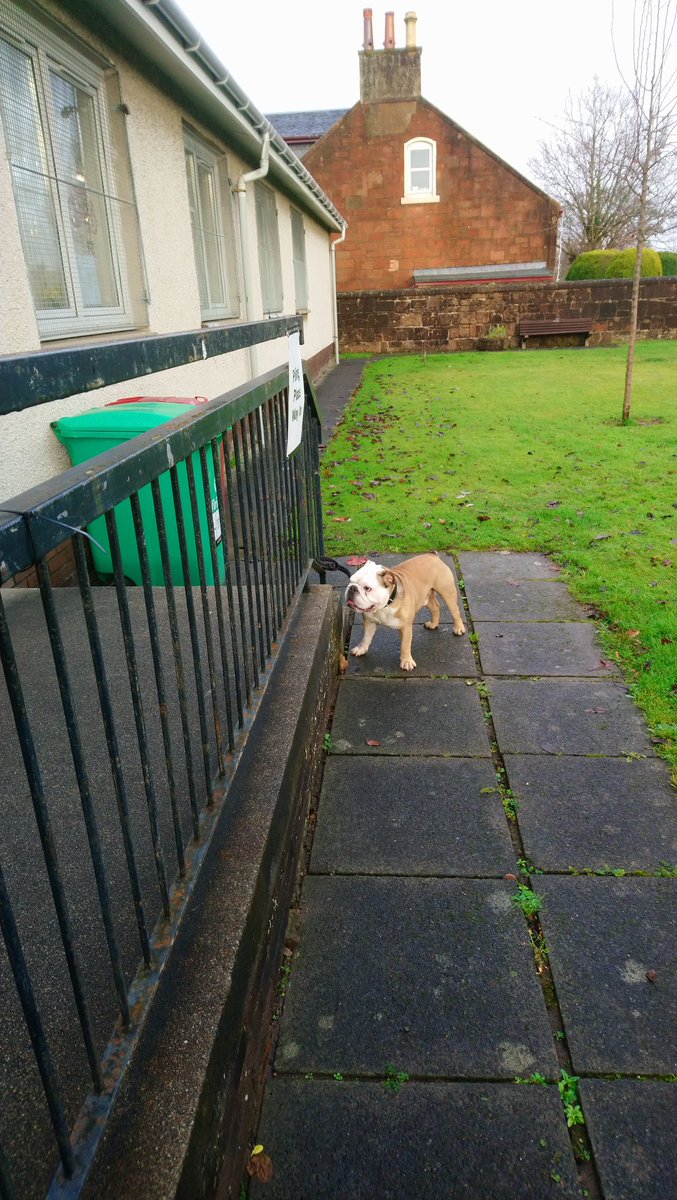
[
  {"x1": 0, "y1": 37, "x2": 70, "y2": 309},
  {"x1": 49, "y1": 70, "x2": 119, "y2": 308},
  {"x1": 197, "y1": 161, "x2": 226, "y2": 307},
  {"x1": 410, "y1": 147, "x2": 430, "y2": 170},
  {"x1": 185, "y1": 148, "x2": 208, "y2": 308},
  {"x1": 410, "y1": 168, "x2": 431, "y2": 191},
  {"x1": 291, "y1": 208, "x2": 308, "y2": 311},
  {"x1": 255, "y1": 183, "x2": 282, "y2": 313}
]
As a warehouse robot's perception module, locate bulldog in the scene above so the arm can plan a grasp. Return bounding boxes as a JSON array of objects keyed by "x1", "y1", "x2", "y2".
[{"x1": 345, "y1": 552, "x2": 466, "y2": 671}]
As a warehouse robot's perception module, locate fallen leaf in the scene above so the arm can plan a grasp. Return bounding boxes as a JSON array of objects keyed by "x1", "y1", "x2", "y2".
[
  {"x1": 627, "y1": 629, "x2": 640, "y2": 639},
  {"x1": 247, "y1": 1148, "x2": 273, "y2": 1183},
  {"x1": 332, "y1": 516, "x2": 351, "y2": 523},
  {"x1": 338, "y1": 653, "x2": 348, "y2": 674},
  {"x1": 590, "y1": 533, "x2": 612, "y2": 542},
  {"x1": 646, "y1": 970, "x2": 657, "y2": 984},
  {"x1": 346, "y1": 556, "x2": 368, "y2": 567},
  {"x1": 366, "y1": 739, "x2": 381, "y2": 747},
  {"x1": 477, "y1": 514, "x2": 490, "y2": 522},
  {"x1": 504, "y1": 873, "x2": 517, "y2": 881}
]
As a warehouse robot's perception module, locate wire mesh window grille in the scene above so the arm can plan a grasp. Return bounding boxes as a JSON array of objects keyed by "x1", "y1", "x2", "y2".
[
  {"x1": 255, "y1": 180, "x2": 283, "y2": 315},
  {"x1": 183, "y1": 128, "x2": 239, "y2": 322},
  {"x1": 290, "y1": 206, "x2": 309, "y2": 313},
  {"x1": 0, "y1": 0, "x2": 147, "y2": 340}
]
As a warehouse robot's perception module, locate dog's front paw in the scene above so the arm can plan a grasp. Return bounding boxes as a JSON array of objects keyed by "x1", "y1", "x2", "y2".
[
  {"x1": 453, "y1": 622, "x2": 466, "y2": 636},
  {"x1": 400, "y1": 656, "x2": 416, "y2": 671},
  {"x1": 351, "y1": 643, "x2": 369, "y2": 657}
]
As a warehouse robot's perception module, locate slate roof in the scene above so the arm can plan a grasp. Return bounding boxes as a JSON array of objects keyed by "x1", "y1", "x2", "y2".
[{"x1": 266, "y1": 109, "x2": 348, "y2": 142}]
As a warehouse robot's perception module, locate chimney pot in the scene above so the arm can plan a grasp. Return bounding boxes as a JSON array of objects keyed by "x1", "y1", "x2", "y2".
[
  {"x1": 363, "y1": 8, "x2": 374, "y2": 50},
  {"x1": 404, "y1": 11, "x2": 417, "y2": 48},
  {"x1": 384, "y1": 11, "x2": 395, "y2": 48}
]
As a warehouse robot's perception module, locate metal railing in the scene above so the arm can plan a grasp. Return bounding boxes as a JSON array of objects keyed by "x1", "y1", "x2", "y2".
[{"x1": 0, "y1": 321, "x2": 325, "y2": 1198}]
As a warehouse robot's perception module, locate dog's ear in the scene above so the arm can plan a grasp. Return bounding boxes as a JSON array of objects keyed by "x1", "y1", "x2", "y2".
[{"x1": 382, "y1": 570, "x2": 395, "y2": 588}]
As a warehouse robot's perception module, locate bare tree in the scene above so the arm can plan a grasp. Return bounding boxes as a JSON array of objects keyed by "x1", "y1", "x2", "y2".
[
  {"x1": 614, "y1": 0, "x2": 677, "y2": 422},
  {"x1": 528, "y1": 79, "x2": 670, "y2": 264}
]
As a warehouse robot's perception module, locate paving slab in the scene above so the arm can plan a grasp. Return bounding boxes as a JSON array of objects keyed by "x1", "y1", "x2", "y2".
[
  {"x1": 274, "y1": 877, "x2": 558, "y2": 1078},
  {"x1": 488, "y1": 679, "x2": 653, "y2": 755},
  {"x1": 464, "y1": 580, "x2": 584, "y2": 622},
  {"x1": 347, "y1": 621, "x2": 477, "y2": 677},
  {"x1": 251, "y1": 1080, "x2": 580, "y2": 1199},
  {"x1": 505, "y1": 756, "x2": 677, "y2": 871},
  {"x1": 579, "y1": 1080, "x2": 677, "y2": 1200},
  {"x1": 316, "y1": 357, "x2": 368, "y2": 445},
  {"x1": 330, "y1": 678, "x2": 490, "y2": 756},
  {"x1": 458, "y1": 551, "x2": 561, "y2": 585},
  {"x1": 311, "y1": 758, "x2": 514, "y2": 876},
  {"x1": 476, "y1": 621, "x2": 618, "y2": 677},
  {"x1": 537, "y1": 877, "x2": 677, "y2": 1074}
]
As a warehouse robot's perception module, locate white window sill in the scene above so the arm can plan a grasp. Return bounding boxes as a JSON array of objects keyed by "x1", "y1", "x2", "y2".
[{"x1": 401, "y1": 194, "x2": 440, "y2": 205}]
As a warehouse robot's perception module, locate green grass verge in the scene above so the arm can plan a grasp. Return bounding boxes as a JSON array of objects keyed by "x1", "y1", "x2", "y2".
[{"x1": 321, "y1": 343, "x2": 677, "y2": 775}]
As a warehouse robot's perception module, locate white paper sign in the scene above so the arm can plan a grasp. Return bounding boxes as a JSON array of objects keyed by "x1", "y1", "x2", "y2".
[{"x1": 286, "y1": 331, "x2": 304, "y2": 456}]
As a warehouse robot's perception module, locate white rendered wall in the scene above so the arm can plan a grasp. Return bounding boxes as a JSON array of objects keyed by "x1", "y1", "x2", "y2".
[{"x1": 0, "y1": 0, "x2": 336, "y2": 502}]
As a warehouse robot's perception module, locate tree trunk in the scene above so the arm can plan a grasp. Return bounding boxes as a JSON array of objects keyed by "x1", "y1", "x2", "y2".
[{"x1": 621, "y1": 232, "x2": 644, "y2": 423}]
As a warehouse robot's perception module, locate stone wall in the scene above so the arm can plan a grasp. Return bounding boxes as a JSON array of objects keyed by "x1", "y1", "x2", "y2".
[{"x1": 337, "y1": 277, "x2": 677, "y2": 354}]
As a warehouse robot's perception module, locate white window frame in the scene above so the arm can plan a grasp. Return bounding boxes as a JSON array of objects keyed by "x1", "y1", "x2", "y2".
[
  {"x1": 0, "y1": 5, "x2": 136, "y2": 338},
  {"x1": 254, "y1": 181, "x2": 283, "y2": 315},
  {"x1": 290, "y1": 206, "x2": 309, "y2": 313},
  {"x1": 402, "y1": 137, "x2": 440, "y2": 205},
  {"x1": 183, "y1": 128, "x2": 239, "y2": 321}
]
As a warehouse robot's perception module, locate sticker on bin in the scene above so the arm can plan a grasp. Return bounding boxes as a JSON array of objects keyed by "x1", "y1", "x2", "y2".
[{"x1": 212, "y1": 498, "x2": 222, "y2": 544}]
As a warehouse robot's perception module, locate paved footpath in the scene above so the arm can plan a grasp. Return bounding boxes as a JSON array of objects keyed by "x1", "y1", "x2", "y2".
[{"x1": 251, "y1": 550, "x2": 677, "y2": 1200}]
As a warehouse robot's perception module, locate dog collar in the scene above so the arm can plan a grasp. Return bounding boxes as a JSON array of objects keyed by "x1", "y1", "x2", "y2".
[{"x1": 386, "y1": 582, "x2": 397, "y2": 606}]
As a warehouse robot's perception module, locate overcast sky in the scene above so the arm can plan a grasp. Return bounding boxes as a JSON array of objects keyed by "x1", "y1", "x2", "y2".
[{"x1": 173, "y1": 0, "x2": 675, "y2": 183}]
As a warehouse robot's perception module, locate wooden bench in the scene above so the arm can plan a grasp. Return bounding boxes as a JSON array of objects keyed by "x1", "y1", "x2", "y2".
[{"x1": 519, "y1": 318, "x2": 591, "y2": 349}]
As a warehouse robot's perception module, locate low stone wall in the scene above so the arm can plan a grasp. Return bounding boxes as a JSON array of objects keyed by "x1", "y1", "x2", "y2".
[{"x1": 337, "y1": 277, "x2": 677, "y2": 354}]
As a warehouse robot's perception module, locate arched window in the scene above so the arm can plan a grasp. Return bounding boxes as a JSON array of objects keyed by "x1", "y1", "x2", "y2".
[{"x1": 402, "y1": 138, "x2": 439, "y2": 204}]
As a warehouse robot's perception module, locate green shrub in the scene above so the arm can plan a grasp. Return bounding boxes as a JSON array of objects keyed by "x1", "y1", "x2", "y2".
[
  {"x1": 659, "y1": 251, "x2": 677, "y2": 276},
  {"x1": 566, "y1": 250, "x2": 617, "y2": 280},
  {"x1": 605, "y1": 247, "x2": 663, "y2": 278}
]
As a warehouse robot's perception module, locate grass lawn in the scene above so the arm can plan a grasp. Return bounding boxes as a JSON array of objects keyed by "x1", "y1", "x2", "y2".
[{"x1": 321, "y1": 341, "x2": 677, "y2": 777}]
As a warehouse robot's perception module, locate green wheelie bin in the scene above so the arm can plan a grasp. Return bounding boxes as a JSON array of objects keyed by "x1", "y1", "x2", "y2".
[{"x1": 52, "y1": 401, "x2": 225, "y2": 586}]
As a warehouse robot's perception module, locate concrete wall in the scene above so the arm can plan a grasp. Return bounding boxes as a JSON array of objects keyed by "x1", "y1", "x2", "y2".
[
  {"x1": 337, "y1": 277, "x2": 677, "y2": 354},
  {"x1": 0, "y1": 0, "x2": 336, "y2": 503},
  {"x1": 304, "y1": 98, "x2": 560, "y2": 293}
]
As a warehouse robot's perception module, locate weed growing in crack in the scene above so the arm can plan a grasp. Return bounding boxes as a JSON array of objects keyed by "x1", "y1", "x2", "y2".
[
  {"x1": 512, "y1": 883, "x2": 543, "y2": 917},
  {"x1": 501, "y1": 788, "x2": 520, "y2": 820},
  {"x1": 384, "y1": 1064, "x2": 409, "y2": 1094},
  {"x1": 558, "y1": 1069, "x2": 585, "y2": 1127},
  {"x1": 518, "y1": 856, "x2": 543, "y2": 876}
]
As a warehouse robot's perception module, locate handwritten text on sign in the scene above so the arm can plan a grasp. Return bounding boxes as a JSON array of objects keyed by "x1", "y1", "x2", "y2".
[{"x1": 286, "y1": 331, "x2": 304, "y2": 456}]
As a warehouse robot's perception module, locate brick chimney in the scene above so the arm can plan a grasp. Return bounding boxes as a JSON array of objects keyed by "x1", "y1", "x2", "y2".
[{"x1": 359, "y1": 9, "x2": 422, "y2": 103}]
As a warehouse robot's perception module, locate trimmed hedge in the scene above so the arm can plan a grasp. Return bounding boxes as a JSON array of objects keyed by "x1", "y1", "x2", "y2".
[
  {"x1": 566, "y1": 250, "x2": 617, "y2": 280},
  {"x1": 659, "y1": 251, "x2": 677, "y2": 276},
  {"x1": 605, "y1": 247, "x2": 663, "y2": 277}
]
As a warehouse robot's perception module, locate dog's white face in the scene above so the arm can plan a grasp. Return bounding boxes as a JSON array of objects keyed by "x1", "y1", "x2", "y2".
[{"x1": 345, "y1": 560, "x2": 392, "y2": 614}]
